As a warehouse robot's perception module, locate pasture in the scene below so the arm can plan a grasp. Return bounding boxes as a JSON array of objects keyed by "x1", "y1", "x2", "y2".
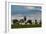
[{"x1": 11, "y1": 22, "x2": 41, "y2": 28}]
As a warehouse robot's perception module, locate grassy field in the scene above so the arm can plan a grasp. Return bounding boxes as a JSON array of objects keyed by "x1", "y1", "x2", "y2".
[{"x1": 11, "y1": 22, "x2": 41, "y2": 29}]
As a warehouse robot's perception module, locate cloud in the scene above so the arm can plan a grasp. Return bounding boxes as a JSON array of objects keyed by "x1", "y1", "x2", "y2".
[
  {"x1": 26, "y1": 7, "x2": 35, "y2": 9},
  {"x1": 11, "y1": 14, "x2": 24, "y2": 20},
  {"x1": 11, "y1": 5, "x2": 41, "y2": 22},
  {"x1": 25, "y1": 6, "x2": 41, "y2": 10}
]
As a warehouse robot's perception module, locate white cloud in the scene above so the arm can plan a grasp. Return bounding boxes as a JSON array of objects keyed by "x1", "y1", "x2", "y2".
[
  {"x1": 25, "y1": 6, "x2": 41, "y2": 10},
  {"x1": 26, "y1": 7, "x2": 35, "y2": 10},
  {"x1": 11, "y1": 14, "x2": 24, "y2": 20}
]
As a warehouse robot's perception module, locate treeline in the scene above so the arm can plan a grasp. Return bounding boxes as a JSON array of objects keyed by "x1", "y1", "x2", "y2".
[
  {"x1": 12, "y1": 16, "x2": 41, "y2": 24},
  {"x1": 12, "y1": 19, "x2": 41, "y2": 24}
]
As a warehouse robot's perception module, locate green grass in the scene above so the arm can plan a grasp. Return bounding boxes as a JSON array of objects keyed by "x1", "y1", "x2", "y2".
[{"x1": 11, "y1": 23, "x2": 41, "y2": 29}]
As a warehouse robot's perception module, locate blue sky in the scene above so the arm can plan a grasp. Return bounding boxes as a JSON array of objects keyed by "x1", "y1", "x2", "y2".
[
  {"x1": 11, "y1": 5, "x2": 41, "y2": 21},
  {"x1": 11, "y1": 5, "x2": 41, "y2": 16}
]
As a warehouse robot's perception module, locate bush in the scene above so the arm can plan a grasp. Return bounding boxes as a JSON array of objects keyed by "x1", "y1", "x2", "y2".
[
  {"x1": 27, "y1": 20, "x2": 32, "y2": 24},
  {"x1": 13, "y1": 19, "x2": 18, "y2": 24}
]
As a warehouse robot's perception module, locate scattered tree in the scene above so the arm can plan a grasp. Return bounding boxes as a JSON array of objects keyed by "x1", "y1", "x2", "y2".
[
  {"x1": 19, "y1": 19, "x2": 24, "y2": 23},
  {"x1": 39, "y1": 20, "x2": 41, "y2": 24},
  {"x1": 24, "y1": 16, "x2": 26, "y2": 21},
  {"x1": 35, "y1": 20, "x2": 37, "y2": 24},
  {"x1": 27, "y1": 20, "x2": 32, "y2": 24},
  {"x1": 13, "y1": 19, "x2": 18, "y2": 24}
]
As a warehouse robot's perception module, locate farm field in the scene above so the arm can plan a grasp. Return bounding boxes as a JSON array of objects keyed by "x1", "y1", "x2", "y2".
[{"x1": 11, "y1": 22, "x2": 41, "y2": 28}]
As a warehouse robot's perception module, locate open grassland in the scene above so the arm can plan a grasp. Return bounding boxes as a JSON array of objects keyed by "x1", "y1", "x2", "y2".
[{"x1": 11, "y1": 22, "x2": 41, "y2": 29}]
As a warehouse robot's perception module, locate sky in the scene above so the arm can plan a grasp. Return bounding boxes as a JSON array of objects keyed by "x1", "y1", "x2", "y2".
[{"x1": 11, "y1": 5, "x2": 41, "y2": 22}]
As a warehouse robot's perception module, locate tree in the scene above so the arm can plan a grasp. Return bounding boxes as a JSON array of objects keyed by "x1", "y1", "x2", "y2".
[
  {"x1": 13, "y1": 19, "x2": 18, "y2": 24},
  {"x1": 35, "y1": 20, "x2": 37, "y2": 24},
  {"x1": 27, "y1": 20, "x2": 32, "y2": 24},
  {"x1": 39, "y1": 20, "x2": 41, "y2": 24},
  {"x1": 24, "y1": 16, "x2": 26, "y2": 21},
  {"x1": 19, "y1": 19, "x2": 24, "y2": 23}
]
